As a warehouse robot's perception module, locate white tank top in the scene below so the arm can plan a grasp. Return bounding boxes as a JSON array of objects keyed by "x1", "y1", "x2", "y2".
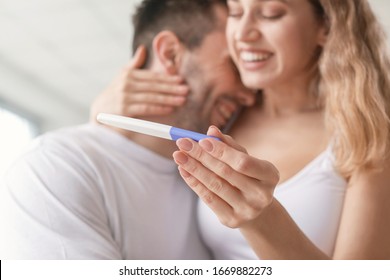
[{"x1": 197, "y1": 146, "x2": 347, "y2": 259}]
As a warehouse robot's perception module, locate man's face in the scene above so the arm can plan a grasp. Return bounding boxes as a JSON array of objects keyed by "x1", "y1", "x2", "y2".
[{"x1": 175, "y1": 6, "x2": 255, "y2": 133}]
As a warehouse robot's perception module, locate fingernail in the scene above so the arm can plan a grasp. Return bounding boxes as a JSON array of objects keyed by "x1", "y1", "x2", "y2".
[
  {"x1": 177, "y1": 139, "x2": 193, "y2": 152},
  {"x1": 207, "y1": 125, "x2": 220, "y2": 134},
  {"x1": 173, "y1": 152, "x2": 188, "y2": 164},
  {"x1": 199, "y1": 139, "x2": 213, "y2": 152}
]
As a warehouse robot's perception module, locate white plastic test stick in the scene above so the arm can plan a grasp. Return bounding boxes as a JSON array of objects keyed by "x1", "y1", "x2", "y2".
[{"x1": 97, "y1": 113, "x2": 219, "y2": 142}]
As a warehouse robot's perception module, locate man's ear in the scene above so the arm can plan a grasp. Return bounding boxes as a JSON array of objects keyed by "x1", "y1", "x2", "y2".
[{"x1": 152, "y1": 31, "x2": 184, "y2": 74}]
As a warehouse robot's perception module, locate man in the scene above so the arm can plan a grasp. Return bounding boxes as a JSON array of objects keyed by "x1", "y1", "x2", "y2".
[{"x1": 0, "y1": 0, "x2": 254, "y2": 259}]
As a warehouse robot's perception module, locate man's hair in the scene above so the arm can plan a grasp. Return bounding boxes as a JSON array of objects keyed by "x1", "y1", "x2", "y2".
[{"x1": 132, "y1": 0, "x2": 227, "y2": 66}]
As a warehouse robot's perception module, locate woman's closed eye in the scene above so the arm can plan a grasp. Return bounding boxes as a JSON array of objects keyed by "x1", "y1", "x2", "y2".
[{"x1": 259, "y1": 7, "x2": 286, "y2": 20}]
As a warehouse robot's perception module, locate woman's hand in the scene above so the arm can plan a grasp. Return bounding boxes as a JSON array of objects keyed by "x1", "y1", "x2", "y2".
[
  {"x1": 173, "y1": 126, "x2": 280, "y2": 228},
  {"x1": 90, "y1": 45, "x2": 189, "y2": 122}
]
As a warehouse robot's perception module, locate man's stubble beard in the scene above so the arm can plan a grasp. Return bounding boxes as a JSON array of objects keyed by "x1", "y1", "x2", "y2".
[
  {"x1": 174, "y1": 94, "x2": 210, "y2": 133},
  {"x1": 174, "y1": 56, "x2": 211, "y2": 133}
]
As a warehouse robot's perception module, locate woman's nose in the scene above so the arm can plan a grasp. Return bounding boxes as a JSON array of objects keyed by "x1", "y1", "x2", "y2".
[{"x1": 234, "y1": 13, "x2": 261, "y2": 42}]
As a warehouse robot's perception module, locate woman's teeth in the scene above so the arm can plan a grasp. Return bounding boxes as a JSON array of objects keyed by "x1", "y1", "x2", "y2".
[{"x1": 240, "y1": 51, "x2": 272, "y2": 62}]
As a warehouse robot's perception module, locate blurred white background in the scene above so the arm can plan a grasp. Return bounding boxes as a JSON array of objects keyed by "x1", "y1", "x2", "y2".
[
  {"x1": 0, "y1": 0, "x2": 142, "y2": 132},
  {"x1": 0, "y1": 0, "x2": 389, "y2": 174}
]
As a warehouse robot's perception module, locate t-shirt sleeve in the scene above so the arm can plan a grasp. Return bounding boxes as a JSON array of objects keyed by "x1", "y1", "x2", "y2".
[{"x1": 0, "y1": 140, "x2": 122, "y2": 259}]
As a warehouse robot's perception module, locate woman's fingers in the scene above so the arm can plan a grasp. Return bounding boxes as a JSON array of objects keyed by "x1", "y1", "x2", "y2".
[
  {"x1": 182, "y1": 130, "x2": 278, "y2": 185},
  {"x1": 198, "y1": 137, "x2": 279, "y2": 184},
  {"x1": 176, "y1": 154, "x2": 248, "y2": 228},
  {"x1": 124, "y1": 104, "x2": 174, "y2": 117},
  {"x1": 174, "y1": 136, "x2": 279, "y2": 228},
  {"x1": 130, "y1": 68, "x2": 184, "y2": 83},
  {"x1": 127, "y1": 45, "x2": 147, "y2": 69},
  {"x1": 125, "y1": 46, "x2": 188, "y2": 95},
  {"x1": 91, "y1": 44, "x2": 190, "y2": 120},
  {"x1": 175, "y1": 138, "x2": 276, "y2": 217},
  {"x1": 173, "y1": 149, "x2": 243, "y2": 204},
  {"x1": 175, "y1": 138, "x2": 260, "y2": 192},
  {"x1": 124, "y1": 77, "x2": 189, "y2": 96},
  {"x1": 177, "y1": 166, "x2": 237, "y2": 226},
  {"x1": 173, "y1": 145, "x2": 274, "y2": 228},
  {"x1": 206, "y1": 126, "x2": 247, "y2": 153},
  {"x1": 125, "y1": 93, "x2": 186, "y2": 106}
]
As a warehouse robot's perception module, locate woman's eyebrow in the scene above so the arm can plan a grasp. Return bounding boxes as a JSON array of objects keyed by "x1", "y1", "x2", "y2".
[{"x1": 228, "y1": 0, "x2": 288, "y2": 3}]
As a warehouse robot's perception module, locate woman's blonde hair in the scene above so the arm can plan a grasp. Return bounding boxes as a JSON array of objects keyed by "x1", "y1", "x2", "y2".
[{"x1": 314, "y1": 0, "x2": 390, "y2": 177}]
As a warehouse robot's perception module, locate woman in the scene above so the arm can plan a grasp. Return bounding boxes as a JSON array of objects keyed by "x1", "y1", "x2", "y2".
[{"x1": 92, "y1": 0, "x2": 390, "y2": 259}]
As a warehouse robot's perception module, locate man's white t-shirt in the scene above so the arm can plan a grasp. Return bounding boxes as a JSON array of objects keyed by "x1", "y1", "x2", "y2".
[{"x1": 0, "y1": 124, "x2": 210, "y2": 259}]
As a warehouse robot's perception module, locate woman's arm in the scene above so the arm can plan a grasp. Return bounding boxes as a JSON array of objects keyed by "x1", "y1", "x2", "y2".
[
  {"x1": 333, "y1": 164, "x2": 390, "y2": 259},
  {"x1": 173, "y1": 126, "x2": 390, "y2": 259}
]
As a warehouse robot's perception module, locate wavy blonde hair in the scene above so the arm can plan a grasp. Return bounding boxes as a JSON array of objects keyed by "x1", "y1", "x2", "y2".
[{"x1": 312, "y1": 0, "x2": 390, "y2": 177}]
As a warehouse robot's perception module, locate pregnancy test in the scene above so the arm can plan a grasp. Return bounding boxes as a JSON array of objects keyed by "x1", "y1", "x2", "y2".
[{"x1": 97, "y1": 113, "x2": 219, "y2": 142}]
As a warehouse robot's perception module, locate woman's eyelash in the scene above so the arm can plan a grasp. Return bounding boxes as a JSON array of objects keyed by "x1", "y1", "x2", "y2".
[
  {"x1": 261, "y1": 14, "x2": 284, "y2": 20},
  {"x1": 228, "y1": 13, "x2": 284, "y2": 20},
  {"x1": 228, "y1": 5, "x2": 285, "y2": 20}
]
